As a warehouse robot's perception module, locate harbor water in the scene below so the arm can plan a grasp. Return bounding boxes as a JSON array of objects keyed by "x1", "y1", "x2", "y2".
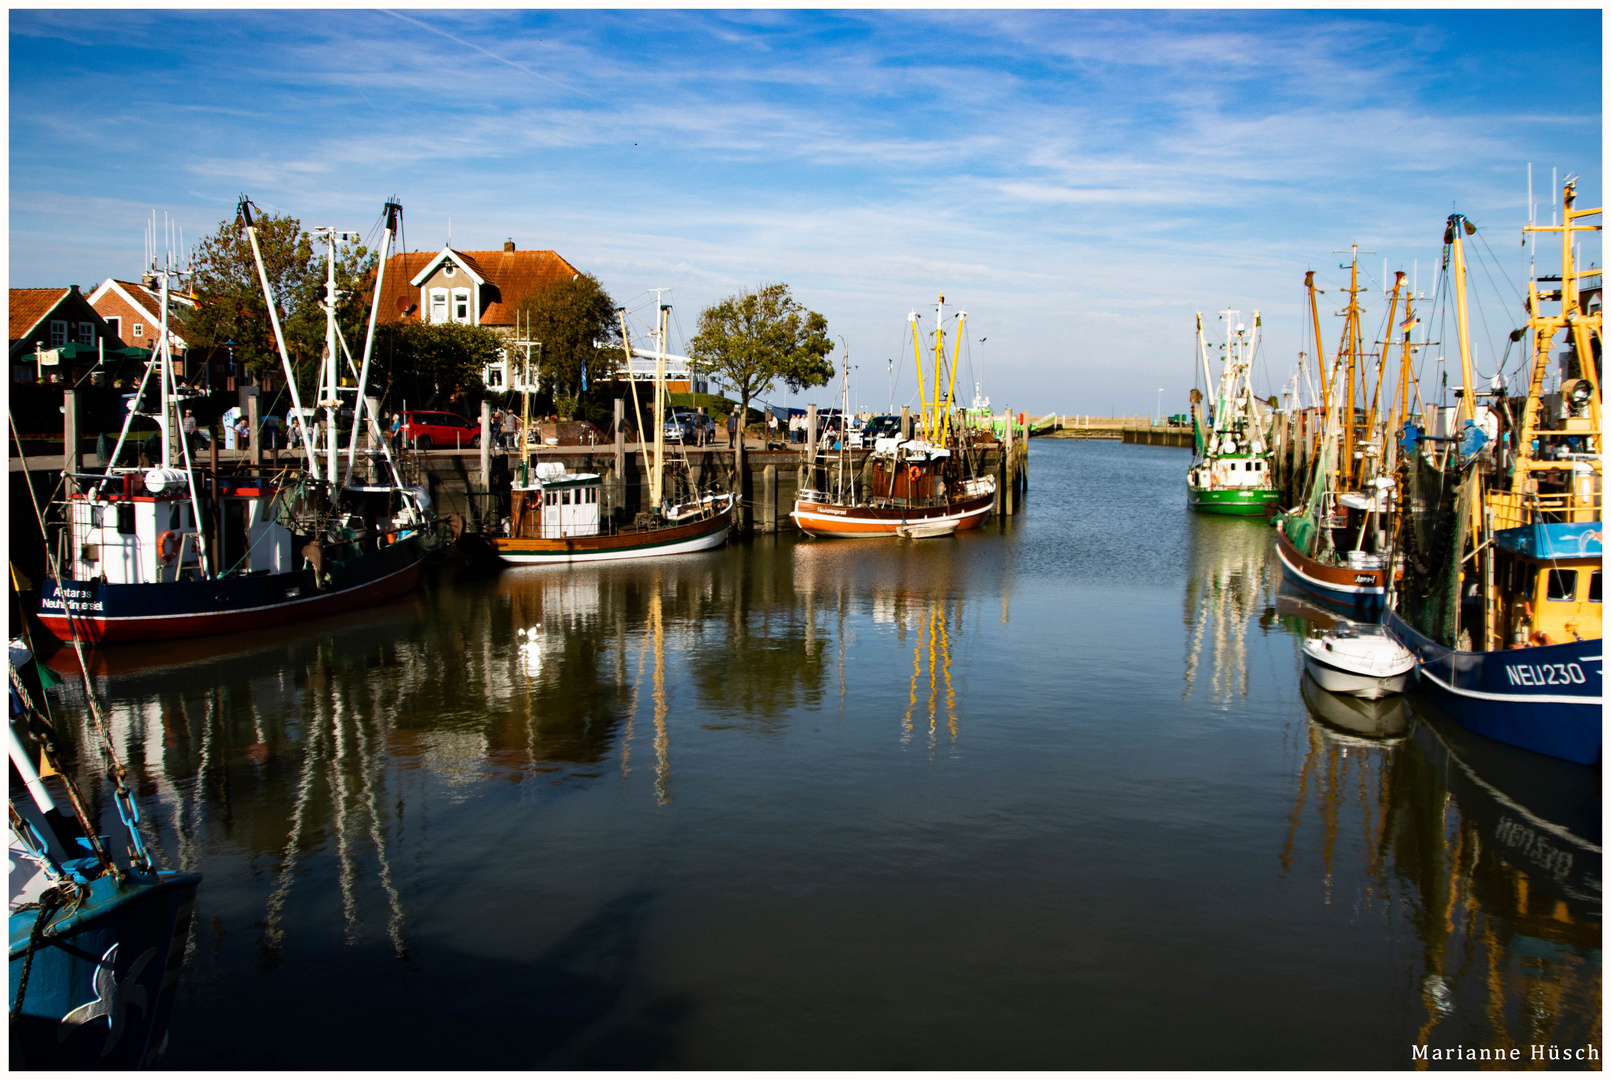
[{"x1": 42, "y1": 439, "x2": 1600, "y2": 1068}]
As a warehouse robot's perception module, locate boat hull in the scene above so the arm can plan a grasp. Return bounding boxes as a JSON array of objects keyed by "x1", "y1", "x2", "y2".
[
  {"x1": 1301, "y1": 649, "x2": 1409, "y2": 699},
  {"x1": 790, "y1": 491, "x2": 993, "y2": 539},
  {"x1": 1274, "y1": 520, "x2": 1387, "y2": 615},
  {"x1": 9, "y1": 869, "x2": 201, "y2": 1069},
  {"x1": 494, "y1": 506, "x2": 731, "y2": 564},
  {"x1": 1299, "y1": 672, "x2": 1411, "y2": 740},
  {"x1": 1384, "y1": 610, "x2": 1603, "y2": 765},
  {"x1": 1187, "y1": 486, "x2": 1281, "y2": 515},
  {"x1": 36, "y1": 538, "x2": 426, "y2": 644}
]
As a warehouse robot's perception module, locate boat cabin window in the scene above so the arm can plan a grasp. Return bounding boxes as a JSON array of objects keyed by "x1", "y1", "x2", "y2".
[
  {"x1": 1546, "y1": 568, "x2": 1577, "y2": 602},
  {"x1": 563, "y1": 489, "x2": 573, "y2": 505},
  {"x1": 170, "y1": 504, "x2": 182, "y2": 531},
  {"x1": 1588, "y1": 570, "x2": 1601, "y2": 603},
  {"x1": 89, "y1": 505, "x2": 103, "y2": 528},
  {"x1": 116, "y1": 504, "x2": 135, "y2": 534}
]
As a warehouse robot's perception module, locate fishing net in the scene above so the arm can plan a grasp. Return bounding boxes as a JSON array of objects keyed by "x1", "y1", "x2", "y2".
[{"x1": 1398, "y1": 448, "x2": 1475, "y2": 647}]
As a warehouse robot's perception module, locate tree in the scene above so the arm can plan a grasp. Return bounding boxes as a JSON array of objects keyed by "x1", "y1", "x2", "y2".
[
  {"x1": 513, "y1": 272, "x2": 619, "y2": 407},
  {"x1": 188, "y1": 210, "x2": 376, "y2": 396},
  {"x1": 689, "y1": 284, "x2": 833, "y2": 529},
  {"x1": 373, "y1": 321, "x2": 505, "y2": 409}
]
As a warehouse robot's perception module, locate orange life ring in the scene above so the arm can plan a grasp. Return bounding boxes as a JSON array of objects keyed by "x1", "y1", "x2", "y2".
[
  {"x1": 158, "y1": 530, "x2": 181, "y2": 563},
  {"x1": 378, "y1": 532, "x2": 395, "y2": 548},
  {"x1": 907, "y1": 464, "x2": 922, "y2": 483}
]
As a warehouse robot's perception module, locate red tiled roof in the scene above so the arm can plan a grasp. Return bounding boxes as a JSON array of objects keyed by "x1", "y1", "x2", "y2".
[
  {"x1": 9, "y1": 288, "x2": 69, "y2": 343},
  {"x1": 377, "y1": 248, "x2": 581, "y2": 326}
]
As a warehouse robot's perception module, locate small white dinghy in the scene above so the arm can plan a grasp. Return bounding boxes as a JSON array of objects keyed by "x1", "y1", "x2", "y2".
[
  {"x1": 1301, "y1": 620, "x2": 1415, "y2": 699},
  {"x1": 896, "y1": 519, "x2": 959, "y2": 539}
]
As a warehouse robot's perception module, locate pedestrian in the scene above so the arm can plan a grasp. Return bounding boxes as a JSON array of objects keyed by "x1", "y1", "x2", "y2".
[
  {"x1": 491, "y1": 409, "x2": 503, "y2": 448},
  {"x1": 768, "y1": 411, "x2": 779, "y2": 447},
  {"x1": 390, "y1": 412, "x2": 403, "y2": 452},
  {"x1": 234, "y1": 416, "x2": 250, "y2": 450},
  {"x1": 726, "y1": 410, "x2": 737, "y2": 448},
  {"x1": 182, "y1": 409, "x2": 198, "y2": 450}
]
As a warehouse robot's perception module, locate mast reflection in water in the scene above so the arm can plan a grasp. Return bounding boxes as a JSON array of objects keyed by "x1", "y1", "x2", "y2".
[{"x1": 36, "y1": 440, "x2": 1597, "y2": 1069}]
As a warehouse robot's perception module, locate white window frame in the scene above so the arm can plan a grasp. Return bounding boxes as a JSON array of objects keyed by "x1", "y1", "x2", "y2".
[
  {"x1": 132, "y1": 322, "x2": 144, "y2": 338},
  {"x1": 104, "y1": 316, "x2": 121, "y2": 340},
  {"x1": 49, "y1": 320, "x2": 67, "y2": 347},
  {"x1": 78, "y1": 321, "x2": 96, "y2": 344},
  {"x1": 453, "y1": 288, "x2": 471, "y2": 324},
  {"x1": 429, "y1": 289, "x2": 448, "y2": 324}
]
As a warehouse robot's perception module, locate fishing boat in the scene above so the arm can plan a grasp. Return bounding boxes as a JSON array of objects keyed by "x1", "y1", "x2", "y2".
[
  {"x1": 791, "y1": 296, "x2": 995, "y2": 539},
  {"x1": 1187, "y1": 309, "x2": 1280, "y2": 515},
  {"x1": 34, "y1": 199, "x2": 434, "y2": 644},
  {"x1": 1300, "y1": 620, "x2": 1414, "y2": 699},
  {"x1": 1273, "y1": 250, "x2": 1416, "y2": 613},
  {"x1": 493, "y1": 297, "x2": 732, "y2": 565},
  {"x1": 1384, "y1": 180, "x2": 1602, "y2": 765},
  {"x1": 9, "y1": 637, "x2": 201, "y2": 1068}
]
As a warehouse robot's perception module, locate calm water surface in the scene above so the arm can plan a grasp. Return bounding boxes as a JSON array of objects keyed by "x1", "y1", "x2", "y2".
[{"x1": 46, "y1": 439, "x2": 1601, "y2": 1068}]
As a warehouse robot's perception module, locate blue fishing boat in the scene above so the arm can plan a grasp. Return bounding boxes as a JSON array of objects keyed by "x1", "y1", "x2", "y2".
[
  {"x1": 1385, "y1": 184, "x2": 1602, "y2": 766},
  {"x1": 9, "y1": 640, "x2": 201, "y2": 1067}
]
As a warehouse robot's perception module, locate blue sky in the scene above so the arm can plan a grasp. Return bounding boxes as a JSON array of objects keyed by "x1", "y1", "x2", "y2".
[{"x1": 9, "y1": 9, "x2": 1601, "y2": 414}]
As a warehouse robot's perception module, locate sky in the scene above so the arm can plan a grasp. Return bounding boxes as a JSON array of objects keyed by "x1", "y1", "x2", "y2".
[{"x1": 9, "y1": 9, "x2": 1602, "y2": 416}]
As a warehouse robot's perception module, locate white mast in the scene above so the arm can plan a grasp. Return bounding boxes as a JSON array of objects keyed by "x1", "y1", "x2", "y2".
[{"x1": 239, "y1": 198, "x2": 317, "y2": 463}]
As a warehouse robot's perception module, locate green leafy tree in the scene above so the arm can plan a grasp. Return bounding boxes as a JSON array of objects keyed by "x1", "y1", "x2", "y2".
[
  {"x1": 513, "y1": 272, "x2": 619, "y2": 409},
  {"x1": 374, "y1": 321, "x2": 504, "y2": 410},
  {"x1": 689, "y1": 284, "x2": 833, "y2": 528},
  {"x1": 188, "y1": 210, "x2": 375, "y2": 396}
]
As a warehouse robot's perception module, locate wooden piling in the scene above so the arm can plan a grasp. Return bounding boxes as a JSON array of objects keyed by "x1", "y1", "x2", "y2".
[
  {"x1": 763, "y1": 464, "x2": 777, "y2": 533},
  {"x1": 63, "y1": 388, "x2": 80, "y2": 494},
  {"x1": 247, "y1": 388, "x2": 261, "y2": 469}
]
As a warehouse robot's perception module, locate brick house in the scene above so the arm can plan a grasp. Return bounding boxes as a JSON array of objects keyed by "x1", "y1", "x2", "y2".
[
  {"x1": 86, "y1": 277, "x2": 193, "y2": 357},
  {"x1": 9, "y1": 286, "x2": 122, "y2": 384},
  {"x1": 377, "y1": 241, "x2": 585, "y2": 393},
  {"x1": 375, "y1": 241, "x2": 704, "y2": 395}
]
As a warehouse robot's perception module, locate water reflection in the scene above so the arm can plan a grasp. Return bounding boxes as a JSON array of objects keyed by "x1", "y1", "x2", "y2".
[
  {"x1": 21, "y1": 441, "x2": 1597, "y2": 1069},
  {"x1": 1182, "y1": 515, "x2": 1276, "y2": 702}
]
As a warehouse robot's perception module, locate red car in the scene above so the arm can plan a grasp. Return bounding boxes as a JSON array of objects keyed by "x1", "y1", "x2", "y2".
[{"x1": 400, "y1": 409, "x2": 481, "y2": 450}]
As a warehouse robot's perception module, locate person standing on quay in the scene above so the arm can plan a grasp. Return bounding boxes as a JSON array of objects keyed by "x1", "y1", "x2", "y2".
[{"x1": 727, "y1": 410, "x2": 737, "y2": 448}]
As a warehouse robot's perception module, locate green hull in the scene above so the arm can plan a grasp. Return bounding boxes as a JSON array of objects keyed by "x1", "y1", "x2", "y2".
[{"x1": 1187, "y1": 486, "x2": 1281, "y2": 515}]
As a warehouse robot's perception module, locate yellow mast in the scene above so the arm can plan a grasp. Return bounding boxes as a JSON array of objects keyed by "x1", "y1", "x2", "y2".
[
  {"x1": 1305, "y1": 271, "x2": 1329, "y2": 409},
  {"x1": 932, "y1": 294, "x2": 947, "y2": 442},
  {"x1": 943, "y1": 309, "x2": 966, "y2": 444},
  {"x1": 1340, "y1": 248, "x2": 1363, "y2": 490},
  {"x1": 1366, "y1": 271, "x2": 1405, "y2": 471},
  {"x1": 1504, "y1": 178, "x2": 1603, "y2": 526},
  {"x1": 1446, "y1": 215, "x2": 1479, "y2": 426}
]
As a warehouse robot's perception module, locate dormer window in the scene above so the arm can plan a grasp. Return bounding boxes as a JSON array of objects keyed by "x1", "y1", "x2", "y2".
[
  {"x1": 453, "y1": 288, "x2": 471, "y2": 323},
  {"x1": 443, "y1": 264, "x2": 456, "y2": 278}
]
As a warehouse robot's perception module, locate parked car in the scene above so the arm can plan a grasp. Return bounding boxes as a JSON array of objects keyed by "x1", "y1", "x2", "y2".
[
  {"x1": 664, "y1": 406, "x2": 716, "y2": 445},
  {"x1": 400, "y1": 409, "x2": 480, "y2": 451},
  {"x1": 861, "y1": 414, "x2": 903, "y2": 444}
]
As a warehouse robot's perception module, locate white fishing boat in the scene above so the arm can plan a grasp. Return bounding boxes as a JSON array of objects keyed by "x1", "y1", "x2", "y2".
[{"x1": 1301, "y1": 620, "x2": 1414, "y2": 699}]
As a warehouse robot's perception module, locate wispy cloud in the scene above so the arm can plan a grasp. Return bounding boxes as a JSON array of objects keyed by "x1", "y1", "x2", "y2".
[{"x1": 9, "y1": 9, "x2": 1600, "y2": 411}]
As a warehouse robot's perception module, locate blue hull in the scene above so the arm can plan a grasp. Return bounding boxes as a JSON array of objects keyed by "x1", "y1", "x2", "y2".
[
  {"x1": 1385, "y1": 611, "x2": 1603, "y2": 765},
  {"x1": 10, "y1": 869, "x2": 200, "y2": 1068}
]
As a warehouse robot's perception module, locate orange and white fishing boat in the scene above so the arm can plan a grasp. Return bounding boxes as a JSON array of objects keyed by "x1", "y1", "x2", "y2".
[{"x1": 791, "y1": 295, "x2": 995, "y2": 539}]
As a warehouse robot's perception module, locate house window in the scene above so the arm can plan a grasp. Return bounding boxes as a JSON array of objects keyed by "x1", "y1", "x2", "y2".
[
  {"x1": 78, "y1": 321, "x2": 96, "y2": 344},
  {"x1": 49, "y1": 320, "x2": 67, "y2": 347},
  {"x1": 485, "y1": 363, "x2": 506, "y2": 390},
  {"x1": 105, "y1": 316, "x2": 121, "y2": 340},
  {"x1": 132, "y1": 322, "x2": 144, "y2": 339},
  {"x1": 443, "y1": 264, "x2": 456, "y2": 278},
  {"x1": 453, "y1": 288, "x2": 471, "y2": 323},
  {"x1": 429, "y1": 290, "x2": 448, "y2": 324}
]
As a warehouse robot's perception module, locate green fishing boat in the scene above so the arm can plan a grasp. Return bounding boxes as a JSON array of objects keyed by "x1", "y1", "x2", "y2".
[{"x1": 1187, "y1": 309, "x2": 1280, "y2": 515}]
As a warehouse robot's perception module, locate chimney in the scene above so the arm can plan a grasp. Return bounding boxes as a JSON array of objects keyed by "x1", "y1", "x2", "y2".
[{"x1": 504, "y1": 239, "x2": 515, "y2": 253}]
